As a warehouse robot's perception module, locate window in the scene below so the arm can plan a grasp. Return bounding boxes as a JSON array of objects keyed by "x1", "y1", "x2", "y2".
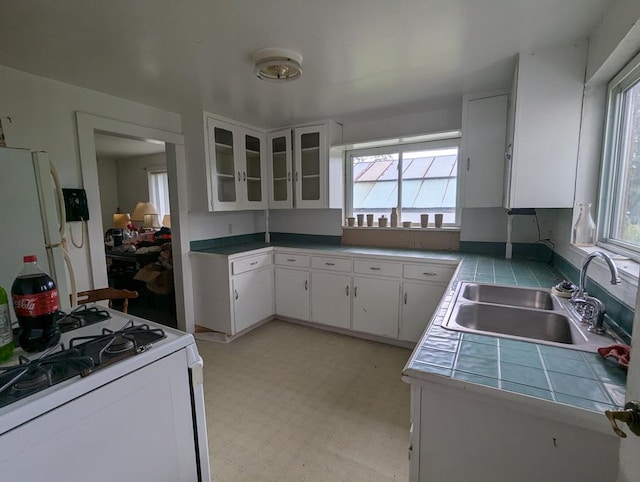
[
  {"x1": 148, "y1": 170, "x2": 170, "y2": 219},
  {"x1": 346, "y1": 138, "x2": 460, "y2": 225},
  {"x1": 599, "y1": 53, "x2": 640, "y2": 258}
]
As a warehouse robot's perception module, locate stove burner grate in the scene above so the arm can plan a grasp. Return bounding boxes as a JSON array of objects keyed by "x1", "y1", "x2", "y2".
[
  {"x1": 56, "y1": 305, "x2": 111, "y2": 333},
  {"x1": 69, "y1": 320, "x2": 166, "y2": 367},
  {"x1": 0, "y1": 345, "x2": 95, "y2": 408}
]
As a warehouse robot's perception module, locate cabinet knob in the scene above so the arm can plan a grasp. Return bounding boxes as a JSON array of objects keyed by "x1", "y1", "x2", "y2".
[
  {"x1": 466, "y1": 157, "x2": 470, "y2": 171},
  {"x1": 369, "y1": 267, "x2": 381, "y2": 271},
  {"x1": 422, "y1": 272, "x2": 437, "y2": 276},
  {"x1": 288, "y1": 171, "x2": 291, "y2": 181},
  {"x1": 354, "y1": 286, "x2": 358, "y2": 297},
  {"x1": 237, "y1": 171, "x2": 241, "y2": 182},
  {"x1": 346, "y1": 285, "x2": 349, "y2": 296},
  {"x1": 234, "y1": 289, "x2": 238, "y2": 300},
  {"x1": 295, "y1": 172, "x2": 299, "y2": 182},
  {"x1": 286, "y1": 258, "x2": 296, "y2": 262},
  {"x1": 404, "y1": 292, "x2": 408, "y2": 304},
  {"x1": 325, "y1": 262, "x2": 335, "y2": 266},
  {"x1": 304, "y1": 280, "x2": 308, "y2": 291},
  {"x1": 605, "y1": 401, "x2": 640, "y2": 438},
  {"x1": 243, "y1": 171, "x2": 246, "y2": 182}
]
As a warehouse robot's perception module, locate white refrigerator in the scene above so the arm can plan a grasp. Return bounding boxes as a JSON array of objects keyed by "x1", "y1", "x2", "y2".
[{"x1": 0, "y1": 147, "x2": 70, "y2": 321}]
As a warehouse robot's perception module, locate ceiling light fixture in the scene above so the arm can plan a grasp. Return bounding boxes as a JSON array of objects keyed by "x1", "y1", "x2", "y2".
[{"x1": 254, "y1": 47, "x2": 303, "y2": 82}]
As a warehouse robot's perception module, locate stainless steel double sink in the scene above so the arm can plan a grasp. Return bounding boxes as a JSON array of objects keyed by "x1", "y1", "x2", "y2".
[{"x1": 442, "y1": 283, "x2": 617, "y2": 352}]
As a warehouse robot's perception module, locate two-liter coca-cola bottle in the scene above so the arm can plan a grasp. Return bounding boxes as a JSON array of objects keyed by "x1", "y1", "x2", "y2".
[{"x1": 11, "y1": 255, "x2": 61, "y2": 352}]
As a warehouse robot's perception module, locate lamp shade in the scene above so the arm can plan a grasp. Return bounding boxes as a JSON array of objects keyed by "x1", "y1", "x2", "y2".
[
  {"x1": 131, "y1": 201, "x2": 160, "y2": 229},
  {"x1": 113, "y1": 213, "x2": 131, "y2": 229},
  {"x1": 162, "y1": 214, "x2": 171, "y2": 228}
]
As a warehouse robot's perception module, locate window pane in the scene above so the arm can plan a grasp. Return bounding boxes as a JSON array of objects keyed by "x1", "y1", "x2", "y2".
[
  {"x1": 611, "y1": 80, "x2": 640, "y2": 248},
  {"x1": 352, "y1": 153, "x2": 399, "y2": 218},
  {"x1": 148, "y1": 171, "x2": 170, "y2": 220},
  {"x1": 401, "y1": 148, "x2": 458, "y2": 223}
]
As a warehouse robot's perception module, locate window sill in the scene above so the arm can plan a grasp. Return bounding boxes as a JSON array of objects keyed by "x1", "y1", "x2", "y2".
[
  {"x1": 569, "y1": 244, "x2": 639, "y2": 283},
  {"x1": 342, "y1": 225, "x2": 461, "y2": 231}
]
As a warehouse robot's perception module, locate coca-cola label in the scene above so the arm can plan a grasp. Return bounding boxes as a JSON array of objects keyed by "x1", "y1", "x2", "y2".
[{"x1": 13, "y1": 290, "x2": 59, "y2": 317}]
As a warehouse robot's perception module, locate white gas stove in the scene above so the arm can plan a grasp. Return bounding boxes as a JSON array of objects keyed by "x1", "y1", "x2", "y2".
[{"x1": 0, "y1": 308, "x2": 211, "y2": 482}]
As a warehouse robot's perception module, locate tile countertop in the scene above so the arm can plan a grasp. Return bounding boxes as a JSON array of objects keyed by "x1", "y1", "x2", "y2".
[
  {"x1": 191, "y1": 242, "x2": 628, "y2": 416},
  {"x1": 403, "y1": 254, "x2": 628, "y2": 417}
]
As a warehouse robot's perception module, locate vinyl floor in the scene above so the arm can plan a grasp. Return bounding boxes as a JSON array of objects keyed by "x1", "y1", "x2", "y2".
[{"x1": 196, "y1": 320, "x2": 412, "y2": 481}]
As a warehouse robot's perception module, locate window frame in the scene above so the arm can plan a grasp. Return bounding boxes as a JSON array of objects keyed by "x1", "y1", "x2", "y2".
[
  {"x1": 345, "y1": 137, "x2": 462, "y2": 226},
  {"x1": 597, "y1": 50, "x2": 640, "y2": 260}
]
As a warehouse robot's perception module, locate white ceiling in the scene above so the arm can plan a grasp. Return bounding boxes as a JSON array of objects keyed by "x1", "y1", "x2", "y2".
[
  {"x1": 0, "y1": 0, "x2": 614, "y2": 129},
  {"x1": 94, "y1": 133, "x2": 165, "y2": 160}
]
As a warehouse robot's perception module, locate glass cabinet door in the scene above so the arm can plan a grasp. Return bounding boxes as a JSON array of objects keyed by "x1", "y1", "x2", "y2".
[
  {"x1": 267, "y1": 129, "x2": 292, "y2": 209},
  {"x1": 213, "y1": 126, "x2": 237, "y2": 203},
  {"x1": 244, "y1": 133, "x2": 263, "y2": 204},
  {"x1": 299, "y1": 131, "x2": 320, "y2": 201}
]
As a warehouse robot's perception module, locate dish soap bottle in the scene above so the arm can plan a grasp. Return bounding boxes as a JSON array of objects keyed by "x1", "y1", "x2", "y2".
[
  {"x1": 390, "y1": 208, "x2": 398, "y2": 227},
  {"x1": 0, "y1": 286, "x2": 14, "y2": 362}
]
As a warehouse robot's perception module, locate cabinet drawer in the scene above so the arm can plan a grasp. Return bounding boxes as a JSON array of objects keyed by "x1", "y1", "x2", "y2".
[
  {"x1": 353, "y1": 259, "x2": 401, "y2": 278},
  {"x1": 311, "y1": 256, "x2": 352, "y2": 272},
  {"x1": 232, "y1": 253, "x2": 272, "y2": 275},
  {"x1": 274, "y1": 253, "x2": 310, "y2": 268},
  {"x1": 403, "y1": 264, "x2": 455, "y2": 284}
]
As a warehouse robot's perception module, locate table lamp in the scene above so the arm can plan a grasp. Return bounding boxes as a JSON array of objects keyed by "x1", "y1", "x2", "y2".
[
  {"x1": 113, "y1": 212, "x2": 131, "y2": 229},
  {"x1": 162, "y1": 214, "x2": 171, "y2": 228},
  {"x1": 132, "y1": 201, "x2": 161, "y2": 230}
]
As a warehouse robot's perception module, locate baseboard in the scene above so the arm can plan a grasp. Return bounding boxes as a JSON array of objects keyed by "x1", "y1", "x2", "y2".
[
  {"x1": 194, "y1": 316, "x2": 275, "y2": 344},
  {"x1": 279, "y1": 316, "x2": 416, "y2": 349}
]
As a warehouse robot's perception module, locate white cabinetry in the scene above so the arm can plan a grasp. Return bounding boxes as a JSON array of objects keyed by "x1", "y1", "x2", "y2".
[
  {"x1": 407, "y1": 381, "x2": 618, "y2": 482},
  {"x1": 266, "y1": 121, "x2": 343, "y2": 209},
  {"x1": 191, "y1": 251, "x2": 273, "y2": 336},
  {"x1": 205, "y1": 114, "x2": 267, "y2": 211},
  {"x1": 275, "y1": 268, "x2": 310, "y2": 321},
  {"x1": 400, "y1": 282, "x2": 446, "y2": 342},
  {"x1": 233, "y1": 268, "x2": 274, "y2": 333},
  {"x1": 503, "y1": 43, "x2": 587, "y2": 208},
  {"x1": 461, "y1": 93, "x2": 509, "y2": 208},
  {"x1": 352, "y1": 276, "x2": 400, "y2": 338},
  {"x1": 311, "y1": 272, "x2": 351, "y2": 329}
]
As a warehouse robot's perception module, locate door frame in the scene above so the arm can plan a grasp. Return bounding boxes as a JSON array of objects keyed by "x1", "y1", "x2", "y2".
[{"x1": 76, "y1": 112, "x2": 194, "y2": 333}]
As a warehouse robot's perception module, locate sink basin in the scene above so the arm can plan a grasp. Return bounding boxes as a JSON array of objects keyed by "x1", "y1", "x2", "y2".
[
  {"x1": 449, "y1": 303, "x2": 575, "y2": 344},
  {"x1": 441, "y1": 283, "x2": 618, "y2": 352},
  {"x1": 461, "y1": 283, "x2": 554, "y2": 310}
]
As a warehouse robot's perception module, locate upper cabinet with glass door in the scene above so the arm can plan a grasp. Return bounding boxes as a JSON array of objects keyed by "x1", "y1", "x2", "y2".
[
  {"x1": 290, "y1": 121, "x2": 343, "y2": 209},
  {"x1": 242, "y1": 128, "x2": 267, "y2": 210},
  {"x1": 267, "y1": 129, "x2": 293, "y2": 209},
  {"x1": 205, "y1": 114, "x2": 267, "y2": 211}
]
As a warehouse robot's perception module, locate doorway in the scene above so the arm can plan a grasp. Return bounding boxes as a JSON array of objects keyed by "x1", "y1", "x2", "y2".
[
  {"x1": 95, "y1": 133, "x2": 179, "y2": 327},
  {"x1": 76, "y1": 112, "x2": 194, "y2": 333}
]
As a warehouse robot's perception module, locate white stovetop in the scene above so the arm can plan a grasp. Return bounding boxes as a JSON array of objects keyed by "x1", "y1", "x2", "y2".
[{"x1": 0, "y1": 308, "x2": 195, "y2": 436}]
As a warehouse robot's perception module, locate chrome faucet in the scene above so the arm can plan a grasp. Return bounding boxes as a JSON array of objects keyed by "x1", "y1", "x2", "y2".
[{"x1": 571, "y1": 251, "x2": 622, "y2": 334}]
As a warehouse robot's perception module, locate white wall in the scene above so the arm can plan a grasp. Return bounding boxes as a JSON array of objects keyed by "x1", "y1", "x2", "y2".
[
  {"x1": 460, "y1": 208, "x2": 558, "y2": 243},
  {"x1": 96, "y1": 156, "x2": 119, "y2": 231},
  {"x1": 116, "y1": 152, "x2": 166, "y2": 217},
  {"x1": 265, "y1": 209, "x2": 343, "y2": 236},
  {"x1": 188, "y1": 211, "x2": 260, "y2": 241},
  {"x1": 341, "y1": 101, "x2": 462, "y2": 145},
  {"x1": 0, "y1": 64, "x2": 181, "y2": 292}
]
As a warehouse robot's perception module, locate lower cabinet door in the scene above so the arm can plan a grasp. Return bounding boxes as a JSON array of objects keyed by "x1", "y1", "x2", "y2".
[
  {"x1": 232, "y1": 268, "x2": 274, "y2": 334},
  {"x1": 310, "y1": 272, "x2": 351, "y2": 329},
  {"x1": 400, "y1": 282, "x2": 447, "y2": 342},
  {"x1": 352, "y1": 276, "x2": 400, "y2": 338},
  {"x1": 274, "y1": 268, "x2": 310, "y2": 321}
]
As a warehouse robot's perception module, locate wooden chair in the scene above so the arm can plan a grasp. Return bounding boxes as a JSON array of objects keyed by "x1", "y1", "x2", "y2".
[{"x1": 73, "y1": 288, "x2": 139, "y2": 313}]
